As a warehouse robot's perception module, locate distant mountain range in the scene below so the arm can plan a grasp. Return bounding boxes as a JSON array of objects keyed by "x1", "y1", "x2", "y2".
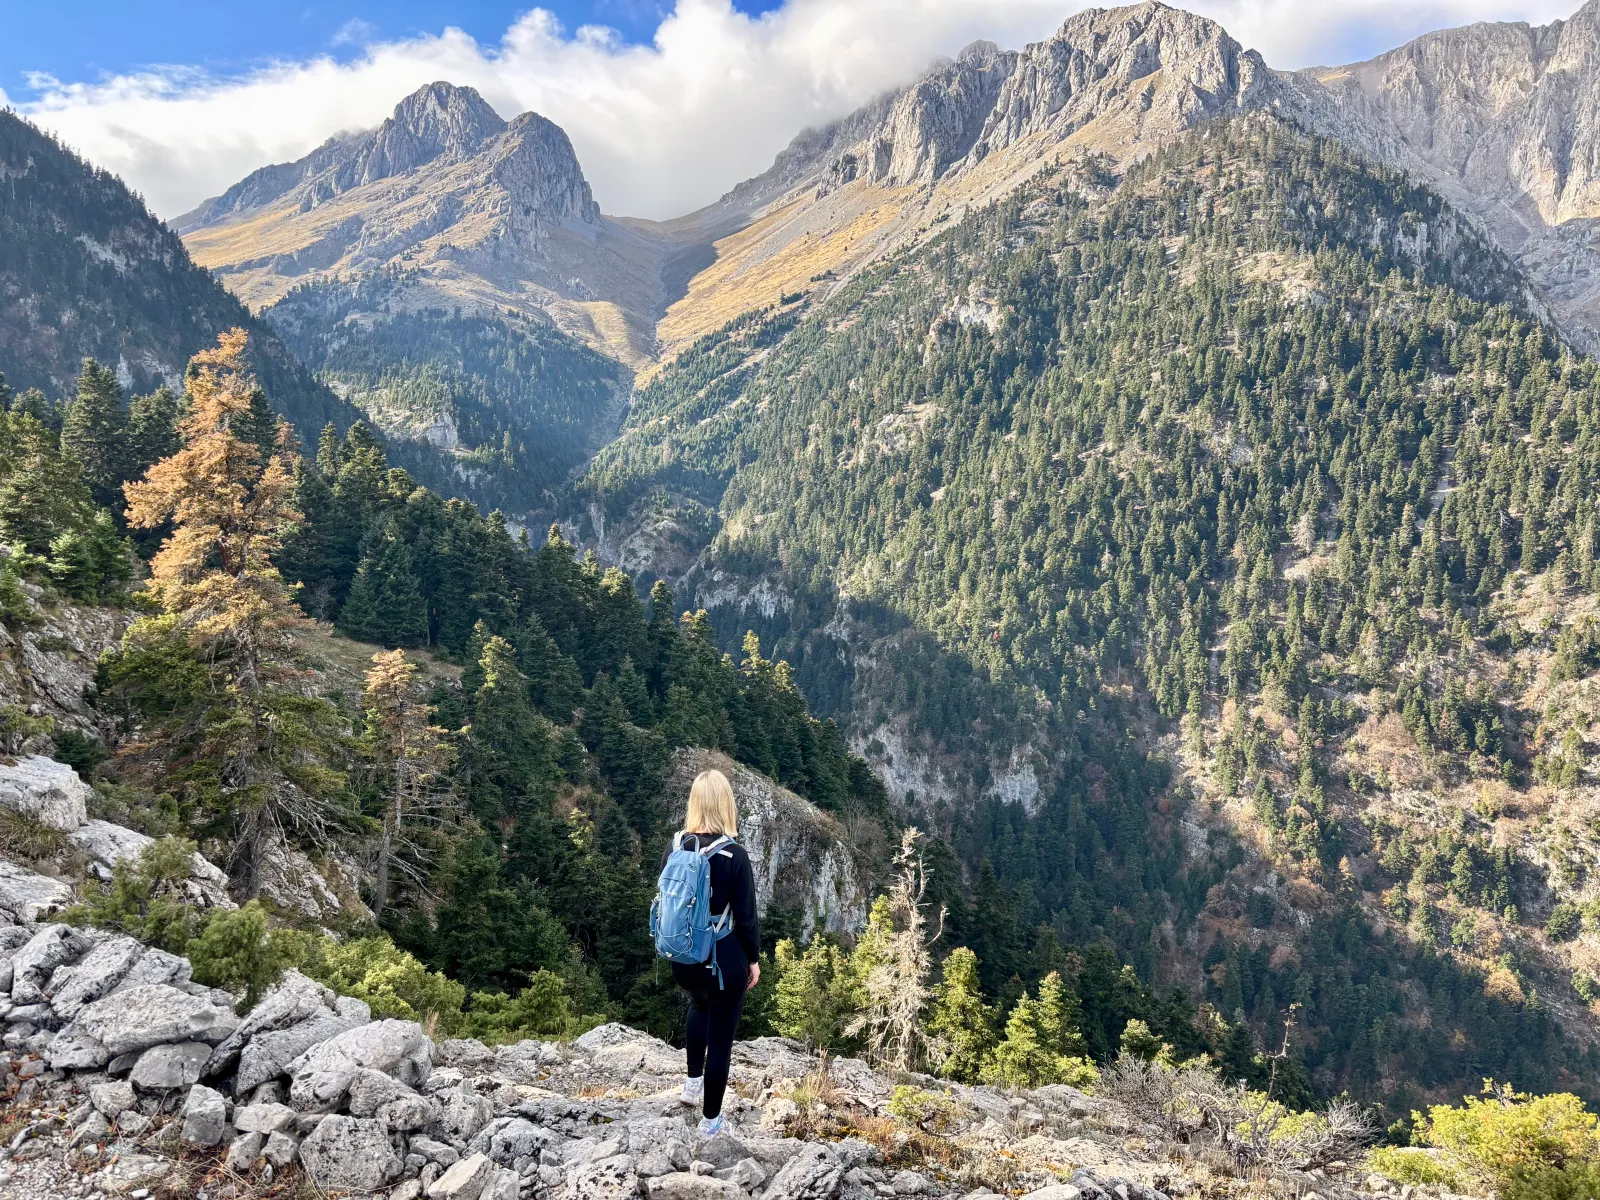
[{"x1": 168, "y1": 0, "x2": 1600, "y2": 363}]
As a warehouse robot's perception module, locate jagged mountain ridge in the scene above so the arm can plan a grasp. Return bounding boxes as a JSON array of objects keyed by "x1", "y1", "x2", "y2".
[
  {"x1": 177, "y1": 82, "x2": 705, "y2": 369},
  {"x1": 659, "y1": 0, "x2": 1600, "y2": 356},
  {"x1": 654, "y1": 1, "x2": 1284, "y2": 353}
]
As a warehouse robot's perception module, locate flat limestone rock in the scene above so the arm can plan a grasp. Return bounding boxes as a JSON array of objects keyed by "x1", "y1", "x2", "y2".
[
  {"x1": 11, "y1": 924, "x2": 92, "y2": 1004},
  {"x1": 76, "y1": 983, "x2": 238, "y2": 1056},
  {"x1": 130, "y1": 1041, "x2": 212, "y2": 1090},
  {"x1": 47, "y1": 935, "x2": 144, "y2": 1020}
]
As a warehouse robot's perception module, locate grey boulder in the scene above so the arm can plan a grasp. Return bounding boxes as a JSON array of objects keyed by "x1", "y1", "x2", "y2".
[
  {"x1": 0, "y1": 754, "x2": 90, "y2": 830},
  {"x1": 46, "y1": 1026, "x2": 111, "y2": 1070},
  {"x1": 114, "y1": 947, "x2": 191, "y2": 991},
  {"x1": 205, "y1": 968, "x2": 342, "y2": 1074},
  {"x1": 760, "y1": 1143, "x2": 844, "y2": 1200},
  {"x1": 234, "y1": 1101, "x2": 297, "y2": 1135},
  {"x1": 347, "y1": 1066, "x2": 418, "y2": 1116},
  {"x1": 0, "y1": 862, "x2": 73, "y2": 924},
  {"x1": 232, "y1": 1009, "x2": 366, "y2": 1094},
  {"x1": 11, "y1": 924, "x2": 92, "y2": 1004},
  {"x1": 297, "y1": 1114, "x2": 402, "y2": 1192},
  {"x1": 88, "y1": 1080, "x2": 135, "y2": 1119},
  {"x1": 648, "y1": 1175, "x2": 747, "y2": 1199},
  {"x1": 130, "y1": 1041, "x2": 212, "y2": 1090},
  {"x1": 180, "y1": 1083, "x2": 229, "y2": 1147},
  {"x1": 438, "y1": 1084, "x2": 494, "y2": 1142},
  {"x1": 286, "y1": 1017, "x2": 433, "y2": 1110}
]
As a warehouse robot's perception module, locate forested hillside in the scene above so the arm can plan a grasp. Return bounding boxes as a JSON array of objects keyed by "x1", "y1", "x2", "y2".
[
  {"x1": 0, "y1": 111, "x2": 357, "y2": 440},
  {"x1": 579, "y1": 115, "x2": 1600, "y2": 1108},
  {"x1": 268, "y1": 274, "x2": 626, "y2": 524},
  {"x1": 0, "y1": 326, "x2": 887, "y2": 1046}
]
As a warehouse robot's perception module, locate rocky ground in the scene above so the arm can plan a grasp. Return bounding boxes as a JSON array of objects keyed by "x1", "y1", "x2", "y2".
[{"x1": 0, "y1": 870, "x2": 1459, "y2": 1200}]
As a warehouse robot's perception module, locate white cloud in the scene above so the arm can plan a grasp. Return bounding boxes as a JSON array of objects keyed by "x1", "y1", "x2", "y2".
[
  {"x1": 331, "y1": 18, "x2": 380, "y2": 48},
  {"x1": 14, "y1": 0, "x2": 1587, "y2": 222}
]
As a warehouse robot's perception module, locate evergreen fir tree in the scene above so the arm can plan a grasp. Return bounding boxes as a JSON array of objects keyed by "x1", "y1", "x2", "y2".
[
  {"x1": 773, "y1": 937, "x2": 856, "y2": 1051},
  {"x1": 340, "y1": 523, "x2": 429, "y2": 647},
  {"x1": 61, "y1": 358, "x2": 128, "y2": 508},
  {"x1": 926, "y1": 947, "x2": 996, "y2": 1083}
]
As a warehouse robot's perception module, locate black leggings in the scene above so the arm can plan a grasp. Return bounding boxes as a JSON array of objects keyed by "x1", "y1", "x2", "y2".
[{"x1": 684, "y1": 976, "x2": 746, "y2": 1119}]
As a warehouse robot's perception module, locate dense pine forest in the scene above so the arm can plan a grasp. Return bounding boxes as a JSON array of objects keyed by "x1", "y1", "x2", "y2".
[{"x1": 581, "y1": 117, "x2": 1600, "y2": 1109}]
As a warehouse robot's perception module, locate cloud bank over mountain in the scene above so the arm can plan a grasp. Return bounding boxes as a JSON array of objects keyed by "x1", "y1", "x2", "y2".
[{"x1": 14, "y1": 0, "x2": 1581, "y2": 221}]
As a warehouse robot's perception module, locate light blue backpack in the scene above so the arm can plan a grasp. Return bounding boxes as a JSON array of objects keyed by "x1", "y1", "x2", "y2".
[{"x1": 650, "y1": 832, "x2": 736, "y2": 987}]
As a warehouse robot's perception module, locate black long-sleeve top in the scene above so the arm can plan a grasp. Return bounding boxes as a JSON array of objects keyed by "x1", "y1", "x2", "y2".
[{"x1": 660, "y1": 834, "x2": 761, "y2": 976}]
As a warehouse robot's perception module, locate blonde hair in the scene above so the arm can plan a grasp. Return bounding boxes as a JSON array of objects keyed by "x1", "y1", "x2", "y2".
[{"x1": 684, "y1": 768, "x2": 738, "y2": 837}]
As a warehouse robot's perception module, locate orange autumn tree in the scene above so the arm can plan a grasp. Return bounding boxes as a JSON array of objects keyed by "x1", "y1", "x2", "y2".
[{"x1": 115, "y1": 329, "x2": 348, "y2": 896}]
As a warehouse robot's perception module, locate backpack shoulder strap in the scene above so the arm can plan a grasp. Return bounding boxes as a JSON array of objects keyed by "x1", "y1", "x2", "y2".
[{"x1": 701, "y1": 835, "x2": 734, "y2": 858}]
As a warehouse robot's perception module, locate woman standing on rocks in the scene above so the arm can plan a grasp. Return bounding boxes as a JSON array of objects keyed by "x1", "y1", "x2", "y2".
[{"x1": 661, "y1": 768, "x2": 760, "y2": 1138}]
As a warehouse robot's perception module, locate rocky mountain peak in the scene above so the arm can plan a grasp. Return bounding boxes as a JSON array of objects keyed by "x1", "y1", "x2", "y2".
[
  {"x1": 753, "y1": 0, "x2": 1273, "y2": 203},
  {"x1": 359, "y1": 81, "x2": 507, "y2": 184}
]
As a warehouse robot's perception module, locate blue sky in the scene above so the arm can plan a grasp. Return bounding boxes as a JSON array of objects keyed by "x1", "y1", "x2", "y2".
[{"x1": 0, "y1": 2, "x2": 781, "y2": 97}]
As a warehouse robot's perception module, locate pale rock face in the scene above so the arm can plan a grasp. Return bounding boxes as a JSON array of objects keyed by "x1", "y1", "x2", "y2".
[
  {"x1": 0, "y1": 863, "x2": 72, "y2": 924},
  {"x1": 1280, "y1": 3, "x2": 1600, "y2": 350},
  {"x1": 0, "y1": 756, "x2": 90, "y2": 831},
  {"x1": 254, "y1": 839, "x2": 352, "y2": 923},
  {"x1": 47, "y1": 935, "x2": 144, "y2": 1019}
]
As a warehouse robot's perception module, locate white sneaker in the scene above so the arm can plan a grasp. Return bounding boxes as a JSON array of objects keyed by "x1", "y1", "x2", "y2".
[
  {"x1": 679, "y1": 1076, "x2": 704, "y2": 1107},
  {"x1": 697, "y1": 1113, "x2": 727, "y2": 1138}
]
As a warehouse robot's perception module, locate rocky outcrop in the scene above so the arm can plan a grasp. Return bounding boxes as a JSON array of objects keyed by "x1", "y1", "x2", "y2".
[
  {"x1": 0, "y1": 600, "x2": 124, "y2": 736},
  {"x1": 813, "y1": 3, "x2": 1277, "y2": 194},
  {"x1": 1278, "y1": 0, "x2": 1600, "y2": 351},
  {"x1": 664, "y1": 749, "x2": 868, "y2": 939},
  {"x1": 0, "y1": 916, "x2": 1400, "y2": 1200}
]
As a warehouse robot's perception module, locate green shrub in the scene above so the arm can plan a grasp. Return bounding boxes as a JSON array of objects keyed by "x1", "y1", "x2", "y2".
[
  {"x1": 459, "y1": 970, "x2": 604, "y2": 1043},
  {"x1": 301, "y1": 935, "x2": 600, "y2": 1042},
  {"x1": 64, "y1": 835, "x2": 203, "y2": 953},
  {"x1": 1366, "y1": 1146, "x2": 1464, "y2": 1189},
  {"x1": 188, "y1": 901, "x2": 310, "y2": 1011},
  {"x1": 887, "y1": 1085, "x2": 960, "y2": 1133},
  {"x1": 1546, "y1": 903, "x2": 1583, "y2": 942},
  {"x1": 1574, "y1": 970, "x2": 1599, "y2": 1004},
  {"x1": 0, "y1": 704, "x2": 53, "y2": 755},
  {"x1": 1408, "y1": 1083, "x2": 1600, "y2": 1200},
  {"x1": 301, "y1": 936, "x2": 467, "y2": 1029}
]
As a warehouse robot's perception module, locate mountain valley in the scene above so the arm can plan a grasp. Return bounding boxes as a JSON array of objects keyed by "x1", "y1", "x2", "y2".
[{"x1": 11, "y1": 2, "x2": 1600, "y2": 1195}]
